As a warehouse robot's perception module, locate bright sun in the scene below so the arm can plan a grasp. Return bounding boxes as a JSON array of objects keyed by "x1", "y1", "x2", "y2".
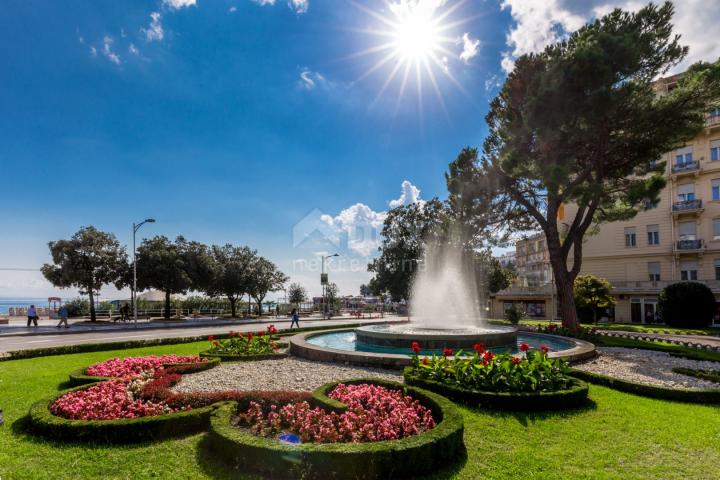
[{"x1": 349, "y1": 0, "x2": 470, "y2": 113}]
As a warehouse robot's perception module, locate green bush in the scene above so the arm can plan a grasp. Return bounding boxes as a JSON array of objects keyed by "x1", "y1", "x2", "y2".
[
  {"x1": 671, "y1": 367, "x2": 720, "y2": 384},
  {"x1": 404, "y1": 369, "x2": 589, "y2": 410},
  {"x1": 569, "y1": 369, "x2": 720, "y2": 404},
  {"x1": 198, "y1": 351, "x2": 288, "y2": 362},
  {"x1": 658, "y1": 282, "x2": 716, "y2": 328},
  {"x1": 206, "y1": 378, "x2": 465, "y2": 479},
  {"x1": 63, "y1": 298, "x2": 90, "y2": 317},
  {"x1": 505, "y1": 304, "x2": 526, "y2": 325}
]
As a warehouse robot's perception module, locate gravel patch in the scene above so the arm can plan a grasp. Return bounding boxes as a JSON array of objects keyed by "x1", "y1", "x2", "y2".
[
  {"x1": 172, "y1": 357, "x2": 403, "y2": 393},
  {"x1": 575, "y1": 347, "x2": 720, "y2": 389}
]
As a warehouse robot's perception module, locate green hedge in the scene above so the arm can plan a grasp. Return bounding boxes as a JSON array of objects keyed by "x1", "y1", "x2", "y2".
[
  {"x1": 672, "y1": 367, "x2": 720, "y2": 384},
  {"x1": 205, "y1": 378, "x2": 465, "y2": 480},
  {"x1": 68, "y1": 357, "x2": 221, "y2": 387},
  {"x1": 1, "y1": 321, "x2": 395, "y2": 362},
  {"x1": 569, "y1": 369, "x2": 720, "y2": 404},
  {"x1": 28, "y1": 383, "x2": 223, "y2": 443},
  {"x1": 403, "y1": 369, "x2": 589, "y2": 411}
]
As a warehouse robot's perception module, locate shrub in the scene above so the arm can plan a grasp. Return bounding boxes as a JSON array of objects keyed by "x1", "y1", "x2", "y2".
[
  {"x1": 407, "y1": 342, "x2": 572, "y2": 393},
  {"x1": 505, "y1": 304, "x2": 526, "y2": 325},
  {"x1": 659, "y1": 281, "x2": 716, "y2": 328},
  {"x1": 205, "y1": 327, "x2": 281, "y2": 356}
]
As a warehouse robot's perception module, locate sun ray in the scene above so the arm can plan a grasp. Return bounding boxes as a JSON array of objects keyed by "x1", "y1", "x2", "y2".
[
  {"x1": 355, "y1": 50, "x2": 400, "y2": 83},
  {"x1": 371, "y1": 57, "x2": 406, "y2": 108},
  {"x1": 422, "y1": 56, "x2": 449, "y2": 120}
]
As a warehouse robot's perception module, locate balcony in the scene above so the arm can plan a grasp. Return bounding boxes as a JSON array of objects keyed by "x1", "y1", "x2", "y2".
[
  {"x1": 674, "y1": 239, "x2": 704, "y2": 252},
  {"x1": 671, "y1": 161, "x2": 700, "y2": 176},
  {"x1": 671, "y1": 199, "x2": 703, "y2": 216},
  {"x1": 708, "y1": 114, "x2": 720, "y2": 129}
]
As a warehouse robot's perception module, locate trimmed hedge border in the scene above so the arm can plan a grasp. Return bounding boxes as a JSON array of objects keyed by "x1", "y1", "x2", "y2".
[
  {"x1": 0, "y1": 321, "x2": 402, "y2": 362},
  {"x1": 672, "y1": 367, "x2": 720, "y2": 384},
  {"x1": 403, "y1": 368, "x2": 589, "y2": 411},
  {"x1": 28, "y1": 383, "x2": 222, "y2": 443},
  {"x1": 67, "y1": 357, "x2": 221, "y2": 387},
  {"x1": 569, "y1": 368, "x2": 720, "y2": 404},
  {"x1": 206, "y1": 378, "x2": 465, "y2": 480},
  {"x1": 198, "y1": 350, "x2": 289, "y2": 362}
]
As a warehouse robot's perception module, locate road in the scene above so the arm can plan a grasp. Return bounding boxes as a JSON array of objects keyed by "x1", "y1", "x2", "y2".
[{"x1": 0, "y1": 317, "x2": 398, "y2": 354}]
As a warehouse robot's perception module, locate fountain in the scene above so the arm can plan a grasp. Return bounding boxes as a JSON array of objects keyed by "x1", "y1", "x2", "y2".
[{"x1": 355, "y1": 242, "x2": 517, "y2": 349}]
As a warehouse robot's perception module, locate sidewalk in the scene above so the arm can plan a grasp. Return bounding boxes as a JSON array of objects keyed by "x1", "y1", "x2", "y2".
[{"x1": 0, "y1": 314, "x2": 395, "y2": 338}]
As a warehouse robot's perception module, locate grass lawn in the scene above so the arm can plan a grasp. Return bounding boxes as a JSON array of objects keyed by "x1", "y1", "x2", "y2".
[{"x1": 1, "y1": 342, "x2": 719, "y2": 479}]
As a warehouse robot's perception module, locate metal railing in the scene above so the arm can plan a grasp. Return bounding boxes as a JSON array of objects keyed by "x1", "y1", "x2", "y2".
[
  {"x1": 675, "y1": 239, "x2": 704, "y2": 251},
  {"x1": 672, "y1": 199, "x2": 702, "y2": 211},
  {"x1": 671, "y1": 161, "x2": 699, "y2": 174}
]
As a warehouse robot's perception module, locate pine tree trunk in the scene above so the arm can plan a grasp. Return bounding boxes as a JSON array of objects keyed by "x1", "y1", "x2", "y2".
[
  {"x1": 164, "y1": 291, "x2": 171, "y2": 319},
  {"x1": 88, "y1": 289, "x2": 96, "y2": 322}
]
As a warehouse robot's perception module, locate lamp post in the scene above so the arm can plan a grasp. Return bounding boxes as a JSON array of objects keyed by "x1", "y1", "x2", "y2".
[
  {"x1": 321, "y1": 253, "x2": 339, "y2": 319},
  {"x1": 133, "y1": 218, "x2": 156, "y2": 327}
]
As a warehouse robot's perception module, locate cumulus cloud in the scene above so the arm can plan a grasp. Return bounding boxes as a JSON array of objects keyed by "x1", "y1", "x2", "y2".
[
  {"x1": 252, "y1": 0, "x2": 276, "y2": 5},
  {"x1": 102, "y1": 36, "x2": 121, "y2": 64},
  {"x1": 459, "y1": 33, "x2": 480, "y2": 64},
  {"x1": 128, "y1": 43, "x2": 139, "y2": 55},
  {"x1": 143, "y1": 12, "x2": 164, "y2": 42},
  {"x1": 389, "y1": 180, "x2": 423, "y2": 209},
  {"x1": 163, "y1": 0, "x2": 197, "y2": 9},
  {"x1": 289, "y1": 0, "x2": 309, "y2": 14},
  {"x1": 500, "y1": 0, "x2": 720, "y2": 74}
]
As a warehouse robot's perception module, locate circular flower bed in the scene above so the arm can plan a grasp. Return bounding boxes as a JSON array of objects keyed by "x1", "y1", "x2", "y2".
[
  {"x1": 206, "y1": 378, "x2": 465, "y2": 479},
  {"x1": 200, "y1": 327, "x2": 289, "y2": 361},
  {"x1": 403, "y1": 341, "x2": 589, "y2": 410},
  {"x1": 69, "y1": 354, "x2": 217, "y2": 386}
]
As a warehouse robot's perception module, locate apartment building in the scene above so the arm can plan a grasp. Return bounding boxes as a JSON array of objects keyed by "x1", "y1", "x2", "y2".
[{"x1": 492, "y1": 74, "x2": 720, "y2": 324}]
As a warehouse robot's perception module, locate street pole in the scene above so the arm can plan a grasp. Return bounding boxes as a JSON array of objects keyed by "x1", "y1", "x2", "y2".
[
  {"x1": 321, "y1": 253, "x2": 339, "y2": 320},
  {"x1": 133, "y1": 218, "x2": 156, "y2": 328}
]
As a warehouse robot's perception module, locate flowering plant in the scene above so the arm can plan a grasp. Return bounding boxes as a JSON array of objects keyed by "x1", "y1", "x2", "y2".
[
  {"x1": 233, "y1": 383, "x2": 436, "y2": 444},
  {"x1": 408, "y1": 342, "x2": 571, "y2": 393},
  {"x1": 206, "y1": 328, "x2": 279, "y2": 356},
  {"x1": 536, "y1": 323, "x2": 598, "y2": 339},
  {"x1": 86, "y1": 355, "x2": 206, "y2": 379}
]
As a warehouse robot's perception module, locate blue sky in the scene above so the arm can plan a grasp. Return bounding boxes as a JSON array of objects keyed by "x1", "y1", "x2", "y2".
[{"x1": 1, "y1": 0, "x2": 717, "y2": 300}]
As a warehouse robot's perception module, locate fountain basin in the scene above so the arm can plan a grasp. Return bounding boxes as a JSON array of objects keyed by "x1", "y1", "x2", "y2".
[{"x1": 355, "y1": 324, "x2": 517, "y2": 349}]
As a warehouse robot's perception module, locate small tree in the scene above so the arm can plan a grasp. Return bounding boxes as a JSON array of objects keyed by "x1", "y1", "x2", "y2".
[
  {"x1": 659, "y1": 282, "x2": 716, "y2": 328},
  {"x1": 41, "y1": 226, "x2": 127, "y2": 322},
  {"x1": 573, "y1": 275, "x2": 615, "y2": 324},
  {"x1": 206, "y1": 244, "x2": 257, "y2": 318},
  {"x1": 325, "y1": 282, "x2": 340, "y2": 315},
  {"x1": 136, "y1": 236, "x2": 193, "y2": 319},
  {"x1": 505, "y1": 304, "x2": 526, "y2": 325},
  {"x1": 248, "y1": 257, "x2": 288, "y2": 317},
  {"x1": 287, "y1": 283, "x2": 307, "y2": 309}
]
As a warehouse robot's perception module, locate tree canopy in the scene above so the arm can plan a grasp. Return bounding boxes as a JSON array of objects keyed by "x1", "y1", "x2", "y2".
[
  {"x1": 573, "y1": 275, "x2": 615, "y2": 324},
  {"x1": 287, "y1": 282, "x2": 307, "y2": 307},
  {"x1": 206, "y1": 244, "x2": 257, "y2": 318}
]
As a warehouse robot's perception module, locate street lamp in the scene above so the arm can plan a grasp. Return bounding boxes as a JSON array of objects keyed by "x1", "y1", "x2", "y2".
[
  {"x1": 321, "y1": 253, "x2": 339, "y2": 319},
  {"x1": 133, "y1": 218, "x2": 156, "y2": 327}
]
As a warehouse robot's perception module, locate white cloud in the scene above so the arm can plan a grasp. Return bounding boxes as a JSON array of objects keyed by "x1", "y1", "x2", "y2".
[
  {"x1": 143, "y1": 12, "x2": 164, "y2": 42},
  {"x1": 459, "y1": 33, "x2": 480, "y2": 64},
  {"x1": 129, "y1": 43, "x2": 139, "y2": 55},
  {"x1": 229, "y1": 6, "x2": 238, "y2": 13},
  {"x1": 163, "y1": 0, "x2": 197, "y2": 9},
  {"x1": 484, "y1": 74, "x2": 501, "y2": 92},
  {"x1": 389, "y1": 180, "x2": 423, "y2": 209},
  {"x1": 120, "y1": 28, "x2": 127, "y2": 38},
  {"x1": 102, "y1": 36, "x2": 121, "y2": 65},
  {"x1": 89, "y1": 46, "x2": 97, "y2": 57},
  {"x1": 500, "y1": 0, "x2": 720, "y2": 74},
  {"x1": 252, "y1": 0, "x2": 276, "y2": 5},
  {"x1": 289, "y1": 0, "x2": 308, "y2": 14},
  {"x1": 299, "y1": 67, "x2": 327, "y2": 90}
]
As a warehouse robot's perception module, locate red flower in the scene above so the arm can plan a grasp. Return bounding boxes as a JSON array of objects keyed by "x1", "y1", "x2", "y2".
[
  {"x1": 472, "y1": 342, "x2": 485, "y2": 354},
  {"x1": 442, "y1": 347, "x2": 453, "y2": 358},
  {"x1": 421, "y1": 357, "x2": 429, "y2": 365},
  {"x1": 229, "y1": 331, "x2": 237, "y2": 338},
  {"x1": 212, "y1": 341, "x2": 219, "y2": 347},
  {"x1": 208, "y1": 335, "x2": 214, "y2": 342},
  {"x1": 540, "y1": 344, "x2": 550, "y2": 354},
  {"x1": 519, "y1": 342, "x2": 530, "y2": 352},
  {"x1": 267, "y1": 325, "x2": 278, "y2": 334},
  {"x1": 483, "y1": 351, "x2": 494, "y2": 362},
  {"x1": 512, "y1": 357, "x2": 521, "y2": 365},
  {"x1": 247, "y1": 332, "x2": 253, "y2": 340},
  {"x1": 410, "y1": 341, "x2": 421, "y2": 354},
  {"x1": 257, "y1": 331, "x2": 265, "y2": 337}
]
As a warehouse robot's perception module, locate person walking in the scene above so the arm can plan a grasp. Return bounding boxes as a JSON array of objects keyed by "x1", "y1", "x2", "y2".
[
  {"x1": 56, "y1": 305, "x2": 69, "y2": 329},
  {"x1": 27, "y1": 305, "x2": 38, "y2": 327},
  {"x1": 290, "y1": 308, "x2": 300, "y2": 328}
]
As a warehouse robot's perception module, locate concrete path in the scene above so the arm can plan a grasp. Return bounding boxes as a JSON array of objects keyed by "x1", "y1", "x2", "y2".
[{"x1": 0, "y1": 316, "x2": 400, "y2": 354}]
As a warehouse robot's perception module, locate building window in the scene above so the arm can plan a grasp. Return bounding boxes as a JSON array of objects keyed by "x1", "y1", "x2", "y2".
[
  {"x1": 648, "y1": 262, "x2": 661, "y2": 282},
  {"x1": 647, "y1": 224, "x2": 659, "y2": 245},
  {"x1": 678, "y1": 221, "x2": 697, "y2": 241},
  {"x1": 675, "y1": 146, "x2": 693, "y2": 166},
  {"x1": 711, "y1": 140, "x2": 720, "y2": 162},
  {"x1": 714, "y1": 218, "x2": 720, "y2": 239},
  {"x1": 677, "y1": 183, "x2": 695, "y2": 202},
  {"x1": 624, "y1": 227, "x2": 637, "y2": 247},
  {"x1": 680, "y1": 260, "x2": 698, "y2": 281},
  {"x1": 715, "y1": 259, "x2": 720, "y2": 281},
  {"x1": 713, "y1": 179, "x2": 720, "y2": 202}
]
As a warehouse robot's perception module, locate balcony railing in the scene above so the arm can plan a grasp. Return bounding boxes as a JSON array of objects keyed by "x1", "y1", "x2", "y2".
[
  {"x1": 672, "y1": 199, "x2": 702, "y2": 212},
  {"x1": 708, "y1": 114, "x2": 720, "y2": 127},
  {"x1": 675, "y1": 239, "x2": 704, "y2": 251},
  {"x1": 671, "y1": 161, "x2": 700, "y2": 174}
]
